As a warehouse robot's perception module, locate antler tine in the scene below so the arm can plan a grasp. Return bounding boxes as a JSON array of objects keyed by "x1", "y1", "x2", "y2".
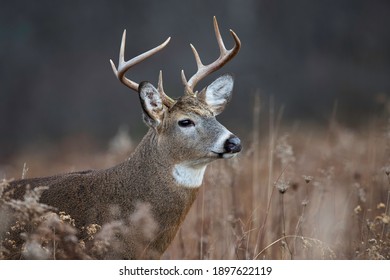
[
  {"x1": 110, "y1": 30, "x2": 172, "y2": 100},
  {"x1": 190, "y1": 43, "x2": 204, "y2": 69},
  {"x1": 182, "y1": 16, "x2": 241, "y2": 95},
  {"x1": 158, "y1": 70, "x2": 175, "y2": 107},
  {"x1": 181, "y1": 70, "x2": 193, "y2": 96},
  {"x1": 213, "y1": 16, "x2": 227, "y2": 54}
]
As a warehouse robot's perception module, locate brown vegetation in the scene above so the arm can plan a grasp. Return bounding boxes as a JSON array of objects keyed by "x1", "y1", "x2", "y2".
[{"x1": 1, "y1": 98, "x2": 389, "y2": 259}]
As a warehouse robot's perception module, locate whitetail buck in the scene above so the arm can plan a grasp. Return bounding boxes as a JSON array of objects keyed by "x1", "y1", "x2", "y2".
[{"x1": 7, "y1": 17, "x2": 241, "y2": 259}]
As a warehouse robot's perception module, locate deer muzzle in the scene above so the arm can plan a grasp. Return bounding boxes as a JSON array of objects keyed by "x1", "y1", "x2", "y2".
[{"x1": 224, "y1": 135, "x2": 242, "y2": 154}]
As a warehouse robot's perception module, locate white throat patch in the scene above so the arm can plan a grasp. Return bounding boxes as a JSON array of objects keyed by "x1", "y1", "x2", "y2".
[{"x1": 172, "y1": 163, "x2": 207, "y2": 188}]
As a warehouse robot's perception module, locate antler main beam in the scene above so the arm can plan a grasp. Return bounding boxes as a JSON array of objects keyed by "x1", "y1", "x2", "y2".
[
  {"x1": 181, "y1": 16, "x2": 241, "y2": 95},
  {"x1": 110, "y1": 30, "x2": 174, "y2": 107}
]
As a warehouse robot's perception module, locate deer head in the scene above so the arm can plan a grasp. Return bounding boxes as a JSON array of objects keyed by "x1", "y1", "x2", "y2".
[{"x1": 110, "y1": 17, "x2": 242, "y2": 187}]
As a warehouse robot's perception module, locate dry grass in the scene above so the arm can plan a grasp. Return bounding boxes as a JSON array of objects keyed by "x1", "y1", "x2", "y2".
[
  {"x1": 0, "y1": 180, "x2": 158, "y2": 259},
  {"x1": 1, "y1": 100, "x2": 389, "y2": 259}
]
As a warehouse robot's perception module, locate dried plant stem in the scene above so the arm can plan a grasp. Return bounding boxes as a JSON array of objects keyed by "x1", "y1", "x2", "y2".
[
  {"x1": 53, "y1": 227, "x2": 56, "y2": 260},
  {"x1": 293, "y1": 202, "x2": 307, "y2": 256},
  {"x1": 381, "y1": 188, "x2": 390, "y2": 240},
  {"x1": 200, "y1": 185, "x2": 206, "y2": 259},
  {"x1": 267, "y1": 96, "x2": 275, "y2": 203},
  {"x1": 254, "y1": 165, "x2": 289, "y2": 257},
  {"x1": 21, "y1": 163, "x2": 28, "y2": 180},
  {"x1": 254, "y1": 98, "x2": 284, "y2": 256},
  {"x1": 251, "y1": 92, "x2": 261, "y2": 225},
  {"x1": 280, "y1": 192, "x2": 292, "y2": 259},
  {"x1": 254, "y1": 235, "x2": 334, "y2": 260},
  {"x1": 249, "y1": 92, "x2": 261, "y2": 256}
]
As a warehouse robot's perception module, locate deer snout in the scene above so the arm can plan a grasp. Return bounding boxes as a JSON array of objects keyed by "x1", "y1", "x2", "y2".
[{"x1": 224, "y1": 135, "x2": 242, "y2": 154}]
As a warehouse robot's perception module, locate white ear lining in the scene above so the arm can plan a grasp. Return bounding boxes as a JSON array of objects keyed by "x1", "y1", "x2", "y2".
[
  {"x1": 139, "y1": 82, "x2": 164, "y2": 128},
  {"x1": 202, "y1": 74, "x2": 234, "y2": 115}
]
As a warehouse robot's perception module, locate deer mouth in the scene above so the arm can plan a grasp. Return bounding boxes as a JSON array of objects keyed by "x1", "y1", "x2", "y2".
[
  {"x1": 211, "y1": 135, "x2": 242, "y2": 159},
  {"x1": 212, "y1": 151, "x2": 238, "y2": 159}
]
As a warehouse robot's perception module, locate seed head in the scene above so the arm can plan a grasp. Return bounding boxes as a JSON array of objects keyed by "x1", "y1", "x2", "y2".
[
  {"x1": 302, "y1": 175, "x2": 313, "y2": 184},
  {"x1": 275, "y1": 180, "x2": 289, "y2": 194},
  {"x1": 354, "y1": 205, "x2": 362, "y2": 214},
  {"x1": 377, "y1": 203, "x2": 386, "y2": 209}
]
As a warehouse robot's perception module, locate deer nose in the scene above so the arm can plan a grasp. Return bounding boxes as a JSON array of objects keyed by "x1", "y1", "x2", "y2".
[{"x1": 224, "y1": 135, "x2": 242, "y2": 153}]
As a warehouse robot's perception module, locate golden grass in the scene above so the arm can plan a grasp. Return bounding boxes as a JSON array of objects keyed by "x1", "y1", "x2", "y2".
[{"x1": 1, "y1": 102, "x2": 389, "y2": 259}]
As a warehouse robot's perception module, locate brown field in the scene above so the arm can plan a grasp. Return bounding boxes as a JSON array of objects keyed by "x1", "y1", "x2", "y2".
[{"x1": 1, "y1": 98, "x2": 389, "y2": 259}]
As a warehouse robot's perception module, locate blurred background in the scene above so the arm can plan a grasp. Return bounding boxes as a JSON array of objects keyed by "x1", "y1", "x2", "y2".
[{"x1": 1, "y1": 0, "x2": 390, "y2": 163}]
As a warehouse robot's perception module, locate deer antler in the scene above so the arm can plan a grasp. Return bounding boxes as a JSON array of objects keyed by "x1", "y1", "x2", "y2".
[
  {"x1": 110, "y1": 30, "x2": 175, "y2": 107},
  {"x1": 181, "y1": 16, "x2": 241, "y2": 96}
]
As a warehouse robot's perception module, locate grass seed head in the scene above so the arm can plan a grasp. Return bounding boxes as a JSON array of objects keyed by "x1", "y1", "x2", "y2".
[
  {"x1": 275, "y1": 180, "x2": 289, "y2": 194},
  {"x1": 303, "y1": 175, "x2": 313, "y2": 184}
]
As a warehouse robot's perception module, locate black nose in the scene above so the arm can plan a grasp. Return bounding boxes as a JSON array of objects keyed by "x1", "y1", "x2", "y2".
[{"x1": 224, "y1": 135, "x2": 242, "y2": 153}]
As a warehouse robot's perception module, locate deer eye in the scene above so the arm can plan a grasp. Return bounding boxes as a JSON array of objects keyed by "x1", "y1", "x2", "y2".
[{"x1": 178, "y1": 119, "x2": 195, "y2": 127}]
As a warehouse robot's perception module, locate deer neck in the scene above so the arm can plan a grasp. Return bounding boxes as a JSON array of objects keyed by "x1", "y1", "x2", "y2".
[
  {"x1": 127, "y1": 129, "x2": 208, "y2": 189},
  {"x1": 118, "y1": 129, "x2": 204, "y2": 254}
]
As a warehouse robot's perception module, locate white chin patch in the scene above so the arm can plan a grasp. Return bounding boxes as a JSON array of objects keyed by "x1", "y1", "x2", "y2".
[
  {"x1": 222, "y1": 153, "x2": 237, "y2": 159},
  {"x1": 172, "y1": 162, "x2": 207, "y2": 188}
]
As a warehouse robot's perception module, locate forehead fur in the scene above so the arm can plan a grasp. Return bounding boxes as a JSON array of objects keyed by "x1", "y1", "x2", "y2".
[{"x1": 169, "y1": 95, "x2": 213, "y2": 117}]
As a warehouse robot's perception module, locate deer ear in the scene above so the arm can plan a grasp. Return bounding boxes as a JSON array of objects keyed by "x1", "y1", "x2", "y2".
[
  {"x1": 138, "y1": 81, "x2": 165, "y2": 128},
  {"x1": 198, "y1": 74, "x2": 234, "y2": 116}
]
